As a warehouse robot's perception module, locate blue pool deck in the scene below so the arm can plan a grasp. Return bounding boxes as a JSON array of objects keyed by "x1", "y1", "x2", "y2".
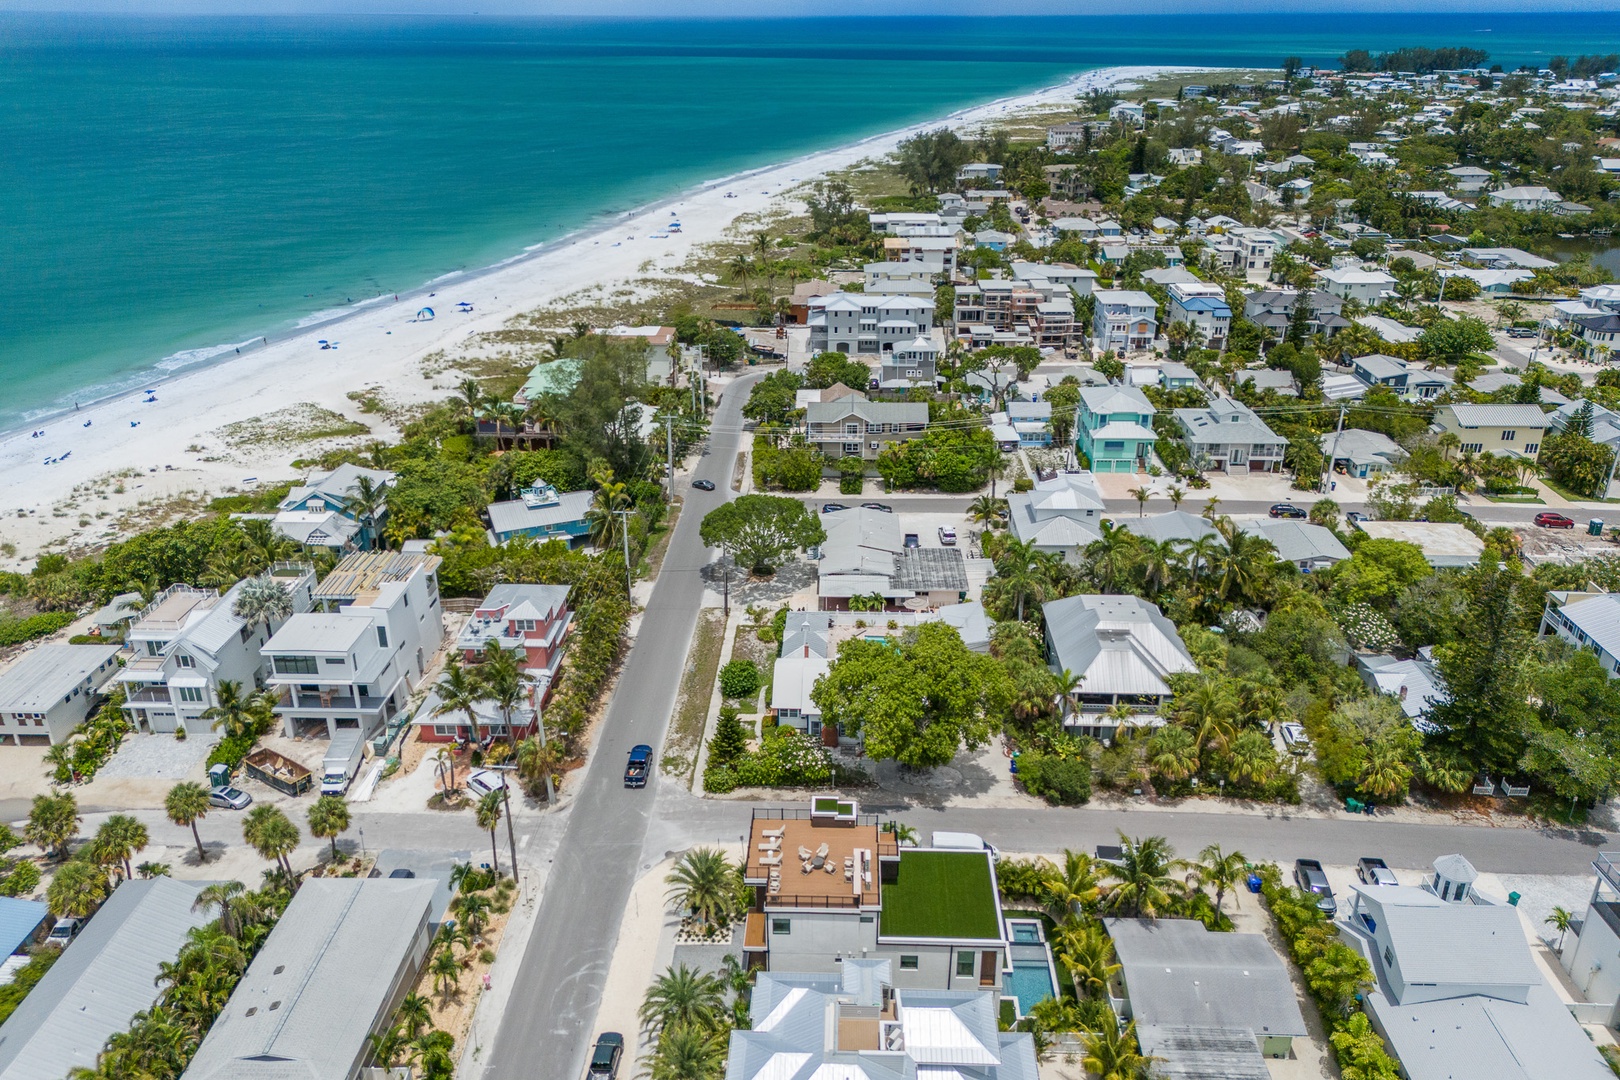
[{"x1": 1004, "y1": 918, "x2": 1061, "y2": 1017}]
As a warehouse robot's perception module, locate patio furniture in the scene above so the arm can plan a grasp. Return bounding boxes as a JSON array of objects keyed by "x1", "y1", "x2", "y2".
[
  {"x1": 811, "y1": 855, "x2": 825, "y2": 870},
  {"x1": 760, "y1": 853, "x2": 781, "y2": 867},
  {"x1": 762, "y1": 827, "x2": 785, "y2": 839},
  {"x1": 825, "y1": 858, "x2": 837, "y2": 874},
  {"x1": 801, "y1": 860, "x2": 813, "y2": 874},
  {"x1": 845, "y1": 865, "x2": 854, "y2": 881},
  {"x1": 798, "y1": 845, "x2": 813, "y2": 860},
  {"x1": 815, "y1": 842, "x2": 830, "y2": 859}
]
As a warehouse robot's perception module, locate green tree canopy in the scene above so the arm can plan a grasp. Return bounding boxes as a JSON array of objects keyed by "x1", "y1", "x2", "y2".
[
  {"x1": 804, "y1": 353, "x2": 873, "y2": 391},
  {"x1": 698, "y1": 495, "x2": 826, "y2": 575},
  {"x1": 812, "y1": 623, "x2": 1010, "y2": 769}
]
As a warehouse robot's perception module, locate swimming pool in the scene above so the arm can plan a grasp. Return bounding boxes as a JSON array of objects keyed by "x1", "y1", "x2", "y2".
[
  {"x1": 1011, "y1": 923, "x2": 1042, "y2": 944},
  {"x1": 1006, "y1": 959, "x2": 1056, "y2": 1015}
]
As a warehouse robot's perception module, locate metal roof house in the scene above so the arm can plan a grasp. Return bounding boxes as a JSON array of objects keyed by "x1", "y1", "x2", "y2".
[
  {"x1": 1042, "y1": 594, "x2": 1197, "y2": 741},
  {"x1": 1540, "y1": 591, "x2": 1620, "y2": 677},
  {"x1": 1106, "y1": 918, "x2": 1307, "y2": 1079},
  {"x1": 1344, "y1": 861, "x2": 1612, "y2": 1080},
  {"x1": 725, "y1": 963, "x2": 1037, "y2": 1080},
  {"x1": 180, "y1": 878, "x2": 437, "y2": 1080},
  {"x1": 817, "y1": 510, "x2": 967, "y2": 611},
  {"x1": 0, "y1": 878, "x2": 215, "y2": 1080},
  {"x1": 486, "y1": 483, "x2": 594, "y2": 547},
  {"x1": 1173, "y1": 397, "x2": 1288, "y2": 473},
  {"x1": 1006, "y1": 472, "x2": 1107, "y2": 554},
  {"x1": 273, "y1": 463, "x2": 395, "y2": 551},
  {"x1": 1322, "y1": 427, "x2": 1407, "y2": 478},
  {"x1": 0, "y1": 643, "x2": 121, "y2": 746},
  {"x1": 1242, "y1": 519, "x2": 1349, "y2": 571}
]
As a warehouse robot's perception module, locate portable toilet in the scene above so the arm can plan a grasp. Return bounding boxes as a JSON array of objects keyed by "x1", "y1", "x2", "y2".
[
  {"x1": 1590, "y1": 518, "x2": 1605, "y2": 536},
  {"x1": 208, "y1": 763, "x2": 230, "y2": 789}
]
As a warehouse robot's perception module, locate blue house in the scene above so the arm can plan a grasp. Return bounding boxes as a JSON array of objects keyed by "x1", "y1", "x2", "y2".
[
  {"x1": 487, "y1": 484, "x2": 595, "y2": 547},
  {"x1": 1007, "y1": 400, "x2": 1054, "y2": 447},
  {"x1": 272, "y1": 464, "x2": 395, "y2": 551},
  {"x1": 1077, "y1": 385, "x2": 1157, "y2": 474}
]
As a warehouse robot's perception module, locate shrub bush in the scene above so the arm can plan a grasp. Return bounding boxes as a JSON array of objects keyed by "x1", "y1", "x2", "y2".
[
  {"x1": 718, "y1": 659, "x2": 761, "y2": 699},
  {"x1": 207, "y1": 732, "x2": 257, "y2": 771},
  {"x1": 0, "y1": 613, "x2": 73, "y2": 648},
  {"x1": 1018, "y1": 752, "x2": 1092, "y2": 805},
  {"x1": 708, "y1": 704, "x2": 747, "y2": 769}
]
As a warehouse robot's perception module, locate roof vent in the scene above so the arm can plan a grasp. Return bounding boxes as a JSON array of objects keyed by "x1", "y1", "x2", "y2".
[
  {"x1": 273, "y1": 965, "x2": 285, "y2": 975},
  {"x1": 245, "y1": 1007, "x2": 257, "y2": 1017},
  {"x1": 269, "y1": 1001, "x2": 282, "y2": 1011}
]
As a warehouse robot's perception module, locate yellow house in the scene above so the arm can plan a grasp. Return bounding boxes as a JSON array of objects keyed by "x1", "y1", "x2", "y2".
[{"x1": 1434, "y1": 403, "x2": 1551, "y2": 459}]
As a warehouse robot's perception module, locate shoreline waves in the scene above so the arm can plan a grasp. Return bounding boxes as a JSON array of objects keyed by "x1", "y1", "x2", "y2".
[{"x1": 0, "y1": 64, "x2": 1207, "y2": 568}]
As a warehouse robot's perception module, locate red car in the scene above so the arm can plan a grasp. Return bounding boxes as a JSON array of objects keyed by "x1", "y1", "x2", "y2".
[{"x1": 1535, "y1": 512, "x2": 1576, "y2": 529}]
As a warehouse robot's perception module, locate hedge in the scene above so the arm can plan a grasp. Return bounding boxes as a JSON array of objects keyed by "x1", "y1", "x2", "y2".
[{"x1": 0, "y1": 612, "x2": 74, "y2": 648}]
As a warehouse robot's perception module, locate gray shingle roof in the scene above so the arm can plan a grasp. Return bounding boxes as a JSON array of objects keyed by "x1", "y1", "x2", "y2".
[
  {"x1": 1106, "y1": 918, "x2": 1307, "y2": 1039},
  {"x1": 180, "y1": 878, "x2": 436, "y2": 1080},
  {"x1": 892, "y1": 548, "x2": 969, "y2": 592},
  {"x1": 0, "y1": 878, "x2": 215, "y2": 1080}
]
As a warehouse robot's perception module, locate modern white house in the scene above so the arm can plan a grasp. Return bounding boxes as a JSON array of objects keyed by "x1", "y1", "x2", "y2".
[
  {"x1": 1316, "y1": 266, "x2": 1398, "y2": 304},
  {"x1": 807, "y1": 293, "x2": 934, "y2": 356},
  {"x1": 1165, "y1": 281, "x2": 1232, "y2": 349},
  {"x1": 262, "y1": 551, "x2": 444, "y2": 740},
  {"x1": 1091, "y1": 290, "x2": 1159, "y2": 352},
  {"x1": 1540, "y1": 591, "x2": 1620, "y2": 677},
  {"x1": 1042, "y1": 594, "x2": 1197, "y2": 741},
  {"x1": 771, "y1": 612, "x2": 833, "y2": 740},
  {"x1": 119, "y1": 565, "x2": 317, "y2": 735},
  {"x1": 1487, "y1": 185, "x2": 1563, "y2": 211},
  {"x1": 0, "y1": 643, "x2": 122, "y2": 746}
]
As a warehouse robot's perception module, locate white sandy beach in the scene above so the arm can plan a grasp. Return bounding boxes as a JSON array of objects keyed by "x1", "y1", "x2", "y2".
[{"x1": 0, "y1": 65, "x2": 1213, "y2": 570}]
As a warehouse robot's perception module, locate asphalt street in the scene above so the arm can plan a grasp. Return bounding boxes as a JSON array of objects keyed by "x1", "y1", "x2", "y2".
[{"x1": 483, "y1": 372, "x2": 762, "y2": 1080}]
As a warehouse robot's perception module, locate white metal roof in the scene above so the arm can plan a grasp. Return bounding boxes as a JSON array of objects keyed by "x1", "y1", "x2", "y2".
[{"x1": 0, "y1": 644, "x2": 120, "y2": 712}]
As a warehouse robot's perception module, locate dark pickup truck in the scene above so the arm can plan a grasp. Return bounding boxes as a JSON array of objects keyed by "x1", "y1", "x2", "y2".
[
  {"x1": 624, "y1": 744, "x2": 651, "y2": 788},
  {"x1": 1294, "y1": 858, "x2": 1337, "y2": 915}
]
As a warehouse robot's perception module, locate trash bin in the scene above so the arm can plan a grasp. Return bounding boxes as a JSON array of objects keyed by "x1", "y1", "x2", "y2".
[
  {"x1": 1346, "y1": 796, "x2": 1365, "y2": 814},
  {"x1": 1508, "y1": 890, "x2": 1522, "y2": 906},
  {"x1": 1590, "y1": 518, "x2": 1605, "y2": 536},
  {"x1": 1246, "y1": 874, "x2": 1263, "y2": 894}
]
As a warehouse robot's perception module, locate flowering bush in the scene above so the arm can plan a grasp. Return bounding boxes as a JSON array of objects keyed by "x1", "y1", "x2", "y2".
[
  {"x1": 704, "y1": 727, "x2": 833, "y2": 792},
  {"x1": 1337, "y1": 603, "x2": 1400, "y2": 651}
]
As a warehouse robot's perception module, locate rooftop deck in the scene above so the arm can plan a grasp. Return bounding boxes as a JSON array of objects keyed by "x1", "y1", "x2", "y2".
[{"x1": 744, "y1": 808, "x2": 896, "y2": 910}]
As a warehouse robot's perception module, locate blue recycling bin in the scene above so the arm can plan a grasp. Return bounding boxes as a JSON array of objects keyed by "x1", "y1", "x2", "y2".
[{"x1": 1246, "y1": 874, "x2": 1263, "y2": 894}]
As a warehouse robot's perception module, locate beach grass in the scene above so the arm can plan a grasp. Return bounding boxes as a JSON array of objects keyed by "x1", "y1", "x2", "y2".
[
  {"x1": 1123, "y1": 68, "x2": 1282, "y2": 99},
  {"x1": 214, "y1": 403, "x2": 370, "y2": 451},
  {"x1": 666, "y1": 607, "x2": 727, "y2": 788}
]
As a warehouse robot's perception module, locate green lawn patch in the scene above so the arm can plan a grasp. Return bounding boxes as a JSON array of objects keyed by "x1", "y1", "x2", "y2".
[
  {"x1": 1539, "y1": 476, "x2": 1620, "y2": 504},
  {"x1": 880, "y1": 850, "x2": 1000, "y2": 940}
]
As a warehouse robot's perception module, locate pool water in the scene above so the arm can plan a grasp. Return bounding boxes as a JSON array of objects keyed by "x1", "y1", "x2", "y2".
[
  {"x1": 1006, "y1": 960, "x2": 1056, "y2": 1015},
  {"x1": 1011, "y1": 923, "x2": 1042, "y2": 944}
]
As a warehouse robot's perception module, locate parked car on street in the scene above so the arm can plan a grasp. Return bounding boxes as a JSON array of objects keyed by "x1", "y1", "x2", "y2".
[
  {"x1": 388, "y1": 868, "x2": 416, "y2": 879},
  {"x1": 861, "y1": 502, "x2": 893, "y2": 513},
  {"x1": 821, "y1": 503, "x2": 848, "y2": 514},
  {"x1": 588, "y1": 1033, "x2": 624, "y2": 1080},
  {"x1": 1269, "y1": 503, "x2": 1307, "y2": 519},
  {"x1": 1294, "y1": 859, "x2": 1337, "y2": 915},
  {"x1": 938, "y1": 526, "x2": 958, "y2": 545},
  {"x1": 1357, "y1": 857, "x2": 1398, "y2": 886},
  {"x1": 691, "y1": 479, "x2": 715, "y2": 491},
  {"x1": 1535, "y1": 512, "x2": 1576, "y2": 529},
  {"x1": 208, "y1": 785, "x2": 252, "y2": 810},
  {"x1": 45, "y1": 918, "x2": 82, "y2": 947},
  {"x1": 903, "y1": 533, "x2": 920, "y2": 548}
]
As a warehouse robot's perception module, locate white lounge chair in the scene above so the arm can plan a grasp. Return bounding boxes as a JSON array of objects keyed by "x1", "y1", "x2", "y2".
[
  {"x1": 762, "y1": 827, "x2": 786, "y2": 839},
  {"x1": 815, "y1": 842, "x2": 830, "y2": 859}
]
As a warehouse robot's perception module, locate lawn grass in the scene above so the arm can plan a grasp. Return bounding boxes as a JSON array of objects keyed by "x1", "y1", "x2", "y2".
[
  {"x1": 1539, "y1": 476, "x2": 1620, "y2": 504},
  {"x1": 880, "y1": 850, "x2": 1001, "y2": 940}
]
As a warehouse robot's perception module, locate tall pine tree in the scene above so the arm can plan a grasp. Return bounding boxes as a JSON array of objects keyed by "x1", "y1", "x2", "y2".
[{"x1": 1428, "y1": 554, "x2": 1532, "y2": 775}]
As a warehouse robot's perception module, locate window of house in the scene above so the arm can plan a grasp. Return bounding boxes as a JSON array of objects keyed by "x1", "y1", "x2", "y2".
[
  {"x1": 843, "y1": 443, "x2": 861, "y2": 456},
  {"x1": 324, "y1": 657, "x2": 345, "y2": 666},
  {"x1": 860, "y1": 914, "x2": 874, "y2": 924},
  {"x1": 1462, "y1": 443, "x2": 1483, "y2": 454},
  {"x1": 1501, "y1": 430, "x2": 1516, "y2": 441},
  {"x1": 178, "y1": 687, "x2": 204, "y2": 703},
  {"x1": 433, "y1": 724, "x2": 461, "y2": 737},
  {"x1": 275, "y1": 656, "x2": 318, "y2": 676},
  {"x1": 376, "y1": 626, "x2": 389, "y2": 649},
  {"x1": 177, "y1": 654, "x2": 194, "y2": 669},
  {"x1": 1525, "y1": 443, "x2": 1539, "y2": 455},
  {"x1": 957, "y1": 952, "x2": 976, "y2": 977},
  {"x1": 900, "y1": 956, "x2": 919, "y2": 970},
  {"x1": 772, "y1": 919, "x2": 791, "y2": 935}
]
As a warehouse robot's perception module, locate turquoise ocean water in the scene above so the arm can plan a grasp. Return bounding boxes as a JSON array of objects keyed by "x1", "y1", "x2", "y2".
[{"x1": 2, "y1": 12, "x2": 1616, "y2": 428}]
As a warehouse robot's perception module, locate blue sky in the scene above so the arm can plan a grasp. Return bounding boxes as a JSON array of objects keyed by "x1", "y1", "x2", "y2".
[{"x1": 16, "y1": 0, "x2": 1620, "y2": 13}]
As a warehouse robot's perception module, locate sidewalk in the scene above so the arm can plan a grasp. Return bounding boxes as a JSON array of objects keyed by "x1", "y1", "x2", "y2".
[{"x1": 456, "y1": 851, "x2": 557, "y2": 1079}]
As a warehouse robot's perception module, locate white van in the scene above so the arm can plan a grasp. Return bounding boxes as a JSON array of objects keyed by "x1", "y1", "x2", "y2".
[{"x1": 931, "y1": 831, "x2": 998, "y2": 858}]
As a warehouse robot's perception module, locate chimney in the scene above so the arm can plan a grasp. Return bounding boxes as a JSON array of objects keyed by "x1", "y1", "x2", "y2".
[{"x1": 804, "y1": 645, "x2": 810, "y2": 658}]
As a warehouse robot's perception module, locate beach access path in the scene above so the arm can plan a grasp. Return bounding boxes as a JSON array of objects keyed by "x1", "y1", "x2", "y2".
[{"x1": 0, "y1": 65, "x2": 1200, "y2": 570}]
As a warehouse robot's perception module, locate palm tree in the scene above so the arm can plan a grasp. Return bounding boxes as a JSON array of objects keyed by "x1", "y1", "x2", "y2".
[
  {"x1": 1128, "y1": 485, "x2": 1152, "y2": 517},
  {"x1": 1083, "y1": 1020, "x2": 1155, "y2": 1080},
  {"x1": 476, "y1": 639, "x2": 525, "y2": 744},
  {"x1": 1547, "y1": 906, "x2": 1574, "y2": 952},
  {"x1": 1358, "y1": 740, "x2": 1413, "y2": 800},
  {"x1": 726, "y1": 253, "x2": 754, "y2": 291},
  {"x1": 307, "y1": 795, "x2": 351, "y2": 861},
  {"x1": 1201, "y1": 496, "x2": 1221, "y2": 519},
  {"x1": 240, "y1": 517, "x2": 298, "y2": 567},
  {"x1": 243, "y1": 804, "x2": 299, "y2": 877},
  {"x1": 231, "y1": 574, "x2": 293, "y2": 628},
  {"x1": 348, "y1": 474, "x2": 387, "y2": 549},
  {"x1": 968, "y1": 494, "x2": 1007, "y2": 528},
  {"x1": 989, "y1": 537, "x2": 1054, "y2": 622},
  {"x1": 193, "y1": 881, "x2": 249, "y2": 938},
  {"x1": 46, "y1": 861, "x2": 107, "y2": 919},
  {"x1": 1437, "y1": 431, "x2": 1461, "y2": 461},
  {"x1": 1103, "y1": 833, "x2": 1185, "y2": 919},
  {"x1": 1085, "y1": 520, "x2": 1141, "y2": 594},
  {"x1": 202, "y1": 680, "x2": 259, "y2": 741},
  {"x1": 1225, "y1": 729, "x2": 1276, "y2": 786},
  {"x1": 1043, "y1": 849, "x2": 1100, "y2": 919},
  {"x1": 1147, "y1": 725, "x2": 1200, "y2": 782},
  {"x1": 475, "y1": 790, "x2": 504, "y2": 877},
  {"x1": 429, "y1": 946, "x2": 462, "y2": 1003},
  {"x1": 1135, "y1": 537, "x2": 1183, "y2": 595},
  {"x1": 1051, "y1": 668, "x2": 1083, "y2": 723},
  {"x1": 166, "y1": 781, "x2": 211, "y2": 864},
  {"x1": 136, "y1": 861, "x2": 170, "y2": 878},
  {"x1": 94, "y1": 814, "x2": 148, "y2": 880},
  {"x1": 457, "y1": 378, "x2": 485, "y2": 426},
  {"x1": 516, "y1": 733, "x2": 563, "y2": 803},
  {"x1": 396, "y1": 992, "x2": 432, "y2": 1040},
  {"x1": 645, "y1": 1023, "x2": 726, "y2": 1080},
  {"x1": 1175, "y1": 677, "x2": 1240, "y2": 752},
  {"x1": 1212, "y1": 524, "x2": 1276, "y2": 605},
  {"x1": 1192, "y1": 844, "x2": 1248, "y2": 919},
  {"x1": 665, "y1": 848, "x2": 736, "y2": 931},
  {"x1": 585, "y1": 481, "x2": 633, "y2": 548},
  {"x1": 368, "y1": 1023, "x2": 409, "y2": 1070},
  {"x1": 1054, "y1": 922, "x2": 1119, "y2": 998},
  {"x1": 1166, "y1": 484, "x2": 1186, "y2": 509},
  {"x1": 638, "y1": 964, "x2": 727, "y2": 1034},
  {"x1": 1180, "y1": 534, "x2": 1224, "y2": 585},
  {"x1": 454, "y1": 891, "x2": 493, "y2": 937},
  {"x1": 26, "y1": 790, "x2": 79, "y2": 859},
  {"x1": 433, "y1": 653, "x2": 483, "y2": 748}
]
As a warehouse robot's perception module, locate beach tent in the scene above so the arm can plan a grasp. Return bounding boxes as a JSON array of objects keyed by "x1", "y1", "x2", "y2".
[{"x1": 417, "y1": 307, "x2": 435, "y2": 321}]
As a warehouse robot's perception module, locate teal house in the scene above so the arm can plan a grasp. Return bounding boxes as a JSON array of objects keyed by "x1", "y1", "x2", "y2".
[{"x1": 1077, "y1": 385, "x2": 1157, "y2": 474}]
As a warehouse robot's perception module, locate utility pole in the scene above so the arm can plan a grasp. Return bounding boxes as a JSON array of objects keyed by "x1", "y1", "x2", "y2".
[
  {"x1": 484, "y1": 763, "x2": 522, "y2": 884},
  {"x1": 613, "y1": 508, "x2": 633, "y2": 599},
  {"x1": 665, "y1": 408, "x2": 675, "y2": 502},
  {"x1": 1323, "y1": 402, "x2": 1347, "y2": 493},
  {"x1": 721, "y1": 542, "x2": 732, "y2": 618}
]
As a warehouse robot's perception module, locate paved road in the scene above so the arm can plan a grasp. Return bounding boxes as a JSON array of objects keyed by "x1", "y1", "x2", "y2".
[
  {"x1": 485, "y1": 372, "x2": 761, "y2": 1080},
  {"x1": 649, "y1": 793, "x2": 1616, "y2": 878}
]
